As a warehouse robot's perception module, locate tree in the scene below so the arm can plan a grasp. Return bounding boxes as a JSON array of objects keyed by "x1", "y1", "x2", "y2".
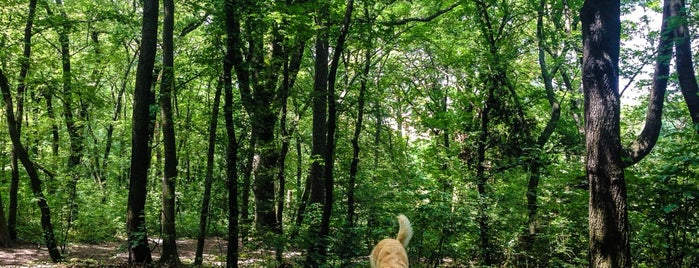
[
  {"x1": 44, "y1": 0, "x2": 88, "y2": 249},
  {"x1": 194, "y1": 78, "x2": 222, "y2": 266},
  {"x1": 158, "y1": 0, "x2": 180, "y2": 263},
  {"x1": 125, "y1": 0, "x2": 158, "y2": 263},
  {"x1": 671, "y1": 0, "x2": 699, "y2": 126},
  {"x1": 223, "y1": 0, "x2": 240, "y2": 266},
  {"x1": 305, "y1": 1, "x2": 329, "y2": 264},
  {"x1": 0, "y1": 192, "x2": 8, "y2": 247},
  {"x1": 1, "y1": 68, "x2": 62, "y2": 262},
  {"x1": 7, "y1": 0, "x2": 38, "y2": 242},
  {"x1": 581, "y1": 0, "x2": 673, "y2": 266}
]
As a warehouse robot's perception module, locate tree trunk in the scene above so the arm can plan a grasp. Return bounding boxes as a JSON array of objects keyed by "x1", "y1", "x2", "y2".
[
  {"x1": 223, "y1": 1, "x2": 240, "y2": 266},
  {"x1": 43, "y1": 87, "x2": 59, "y2": 157},
  {"x1": 126, "y1": 0, "x2": 158, "y2": 263},
  {"x1": 305, "y1": 2, "x2": 330, "y2": 266},
  {"x1": 1, "y1": 69, "x2": 62, "y2": 262},
  {"x1": 159, "y1": 0, "x2": 180, "y2": 263},
  {"x1": 273, "y1": 42, "x2": 304, "y2": 262},
  {"x1": 44, "y1": 0, "x2": 86, "y2": 249},
  {"x1": 240, "y1": 136, "x2": 255, "y2": 241},
  {"x1": 347, "y1": 36, "x2": 371, "y2": 230},
  {"x1": 476, "y1": 85, "x2": 494, "y2": 265},
  {"x1": 670, "y1": 0, "x2": 699, "y2": 128},
  {"x1": 0, "y1": 192, "x2": 10, "y2": 247},
  {"x1": 103, "y1": 47, "x2": 136, "y2": 181},
  {"x1": 521, "y1": 0, "x2": 563, "y2": 256},
  {"x1": 225, "y1": 0, "x2": 284, "y2": 238},
  {"x1": 8, "y1": 0, "x2": 38, "y2": 242},
  {"x1": 8, "y1": 151, "x2": 19, "y2": 241},
  {"x1": 581, "y1": 1, "x2": 629, "y2": 267},
  {"x1": 194, "y1": 78, "x2": 222, "y2": 266}
]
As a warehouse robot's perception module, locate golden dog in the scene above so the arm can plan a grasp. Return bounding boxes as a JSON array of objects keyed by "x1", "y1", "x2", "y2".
[{"x1": 370, "y1": 214, "x2": 413, "y2": 268}]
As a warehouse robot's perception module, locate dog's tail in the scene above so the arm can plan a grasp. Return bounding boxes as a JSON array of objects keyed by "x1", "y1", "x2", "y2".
[{"x1": 396, "y1": 214, "x2": 413, "y2": 247}]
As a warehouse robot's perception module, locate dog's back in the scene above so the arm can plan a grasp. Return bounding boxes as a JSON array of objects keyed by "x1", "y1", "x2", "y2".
[{"x1": 370, "y1": 214, "x2": 413, "y2": 268}]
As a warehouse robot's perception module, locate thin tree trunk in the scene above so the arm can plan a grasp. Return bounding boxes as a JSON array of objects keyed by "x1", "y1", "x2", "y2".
[
  {"x1": 305, "y1": 2, "x2": 330, "y2": 266},
  {"x1": 347, "y1": 37, "x2": 370, "y2": 230},
  {"x1": 9, "y1": 0, "x2": 38, "y2": 242},
  {"x1": 275, "y1": 66, "x2": 290, "y2": 263},
  {"x1": 1, "y1": 69, "x2": 62, "y2": 262},
  {"x1": 126, "y1": 0, "x2": 158, "y2": 263},
  {"x1": 8, "y1": 152, "x2": 19, "y2": 241},
  {"x1": 103, "y1": 46, "x2": 136, "y2": 180},
  {"x1": 521, "y1": 0, "x2": 563, "y2": 255},
  {"x1": 273, "y1": 41, "x2": 304, "y2": 262},
  {"x1": 223, "y1": 1, "x2": 240, "y2": 267},
  {"x1": 670, "y1": 0, "x2": 699, "y2": 128},
  {"x1": 159, "y1": 0, "x2": 180, "y2": 262},
  {"x1": 45, "y1": 0, "x2": 86, "y2": 249},
  {"x1": 476, "y1": 86, "x2": 494, "y2": 265},
  {"x1": 240, "y1": 136, "x2": 255, "y2": 241},
  {"x1": 0, "y1": 192, "x2": 10, "y2": 246},
  {"x1": 43, "y1": 87, "x2": 59, "y2": 157},
  {"x1": 194, "y1": 78, "x2": 222, "y2": 266}
]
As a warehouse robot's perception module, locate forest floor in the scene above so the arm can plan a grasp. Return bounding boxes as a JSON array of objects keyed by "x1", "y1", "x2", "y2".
[{"x1": 0, "y1": 238, "x2": 308, "y2": 267}]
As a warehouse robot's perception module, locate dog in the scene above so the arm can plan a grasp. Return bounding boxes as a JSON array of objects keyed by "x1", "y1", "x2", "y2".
[{"x1": 370, "y1": 214, "x2": 413, "y2": 268}]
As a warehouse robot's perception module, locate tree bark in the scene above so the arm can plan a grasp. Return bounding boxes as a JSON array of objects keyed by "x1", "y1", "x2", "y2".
[
  {"x1": 44, "y1": 0, "x2": 86, "y2": 248},
  {"x1": 522, "y1": 0, "x2": 563, "y2": 256},
  {"x1": 223, "y1": 1, "x2": 240, "y2": 267},
  {"x1": 9, "y1": 0, "x2": 38, "y2": 242},
  {"x1": 305, "y1": 2, "x2": 330, "y2": 266},
  {"x1": 159, "y1": 0, "x2": 180, "y2": 263},
  {"x1": 226, "y1": 0, "x2": 285, "y2": 237},
  {"x1": 0, "y1": 192, "x2": 10, "y2": 247},
  {"x1": 623, "y1": 0, "x2": 672, "y2": 167},
  {"x1": 240, "y1": 136, "x2": 255, "y2": 241},
  {"x1": 670, "y1": 0, "x2": 699, "y2": 129},
  {"x1": 347, "y1": 28, "x2": 371, "y2": 230},
  {"x1": 194, "y1": 78, "x2": 222, "y2": 266},
  {"x1": 274, "y1": 42, "x2": 304, "y2": 262},
  {"x1": 126, "y1": 0, "x2": 158, "y2": 263},
  {"x1": 1, "y1": 69, "x2": 62, "y2": 262},
  {"x1": 476, "y1": 85, "x2": 494, "y2": 265},
  {"x1": 581, "y1": 1, "x2": 629, "y2": 267}
]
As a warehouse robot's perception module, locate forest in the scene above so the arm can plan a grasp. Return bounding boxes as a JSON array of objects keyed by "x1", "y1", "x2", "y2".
[{"x1": 0, "y1": 0, "x2": 698, "y2": 267}]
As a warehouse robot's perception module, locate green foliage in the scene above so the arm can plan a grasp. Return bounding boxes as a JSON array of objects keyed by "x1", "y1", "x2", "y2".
[{"x1": 0, "y1": 0, "x2": 697, "y2": 267}]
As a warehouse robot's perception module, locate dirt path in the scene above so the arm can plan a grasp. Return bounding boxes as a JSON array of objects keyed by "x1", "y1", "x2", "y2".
[{"x1": 0, "y1": 238, "x2": 232, "y2": 267}]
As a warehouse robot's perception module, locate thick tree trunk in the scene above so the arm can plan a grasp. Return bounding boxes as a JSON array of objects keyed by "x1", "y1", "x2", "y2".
[
  {"x1": 126, "y1": 0, "x2": 158, "y2": 263},
  {"x1": 194, "y1": 78, "x2": 222, "y2": 266},
  {"x1": 1, "y1": 69, "x2": 62, "y2": 262},
  {"x1": 581, "y1": 1, "x2": 629, "y2": 267},
  {"x1": 159, "y1": 0, "x2": 180, "y2": 263}
]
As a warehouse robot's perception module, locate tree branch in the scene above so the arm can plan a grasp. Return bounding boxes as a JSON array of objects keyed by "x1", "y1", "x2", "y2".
[
  {"x1": 381, "y1": 2, "x2": 460, "y2": 26},
  {"x1": 622, "y1": 0, "x2": 672, "y2": 167}
]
